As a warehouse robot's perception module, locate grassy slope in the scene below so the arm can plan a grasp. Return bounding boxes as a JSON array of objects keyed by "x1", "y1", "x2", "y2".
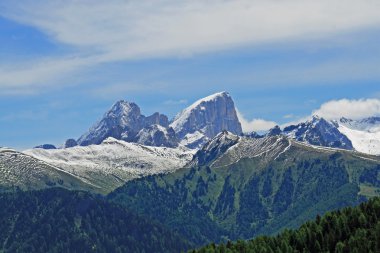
[{"x1": 109, "y1": 140, "x2": 380, "y2": 245}]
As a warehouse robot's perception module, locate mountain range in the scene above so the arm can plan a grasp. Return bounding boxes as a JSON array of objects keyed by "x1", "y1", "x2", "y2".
[
  {"x1": 108, "y1": 131, "x2": 380, "y2": 245},
  {"x1": 33, "y1": 91, "x2": 380, "y2": 156},
  {"x1": 1, "y1": 91, "x2": 379, "y2": 194},
  {"x1": 1, "y1": 91, "x2": 380, "y2": 252}
]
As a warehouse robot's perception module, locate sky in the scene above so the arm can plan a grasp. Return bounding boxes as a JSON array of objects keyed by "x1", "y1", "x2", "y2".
[{"x1": 1, "y1": 0, "x2": 380, "y2": 150}]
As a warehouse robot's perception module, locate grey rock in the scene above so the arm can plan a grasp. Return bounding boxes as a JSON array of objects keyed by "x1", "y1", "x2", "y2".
[
  {"x1": 242, "y1": 131, "x2": 263, "y2": 139},
  {"x1": 34, "y1": 144, "x2": 57, "y2": 150},
  {"x1": 77, "y1": 100, "x2": 170, "y2": 146},
  {"x1": 135, "y1": 125, "x2": 178, "y2": 148},
  {"x1": 267, "y1": 125, "x2": 282, "y2": 136},
  {"x1": 283, "y1": 116, "x2": 353, "y2": 150},
  {"x1": 170, "y1": 91, "x2": 242, "y2": 147},
  {"x1": 190, "y1": 131, "x2": 240, "y2": 166},
  {"x1": 145, "y1": 112, "x2": 169, "y2": 127},
  {"x1": 64, "y1": 139, "x2": 78, "y2": 148}
]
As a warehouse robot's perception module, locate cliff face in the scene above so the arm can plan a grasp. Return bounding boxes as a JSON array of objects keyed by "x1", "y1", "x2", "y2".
[
  {"x1": 77, "y1": 101, "x2": 170, "y2": 146},
  {"x1": 170, "y1": 92, "x2": 242, "y2": 147},
  {"x1": 77, "y1": 92, "x2": 243, "y2": 149}
]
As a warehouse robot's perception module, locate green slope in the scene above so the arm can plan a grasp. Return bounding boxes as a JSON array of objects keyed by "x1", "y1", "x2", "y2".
[
  {"x1": 191, "y1": 197, "x2": 380, "y2": 253},
  {"x1": 0, "y1": 148, "x2": 98, "y2": 193},
  {"x1": 108, "y1": 135, "x2": 380, "y2": 245},
  {"x1": 0, "y1": 188, "x2": 192, "y2": 253}
]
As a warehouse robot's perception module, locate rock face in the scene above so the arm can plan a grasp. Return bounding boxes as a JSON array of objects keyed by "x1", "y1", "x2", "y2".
[
  {"x1": 77, "y1": 100, "x2": 170, "y2": 146},
  {"x1": 135, "y1": 125, "x2": 178, "y2": 148},
  {"x1": 242, "y1": 131, "x2": 263, "y2": 139},
  {"x1": 267, "y1": 125, "x2": 282, "y2": 136},
  {"x1": 190, "y1": 131, "x2": 240, "y2": 166},
  {"x1": 170, "y1": 92, "x2": 242, "y2": 148},
  {"x1": 63, "y1": 139, "x2": 78, "y2": 148},
  {"x1": 282, "y1": 116, "x2": 353, "y2": 150},
  {"x1": 75, "y1": 92, "x2": 242, "y2": 149}
]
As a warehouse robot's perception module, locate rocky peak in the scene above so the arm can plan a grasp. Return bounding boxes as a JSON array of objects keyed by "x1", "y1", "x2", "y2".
[
  {"x1": 145, "y1": 112, "x2": 169, "y2": 128},
  {"x1": 283, "y1": 116, "x2": 353, "y2": 150},
  {"x1": 135, "y1": 125, "x2": 178, "y2": 148},
  {"x1": 34, "y1": 144, "x2": 57, "y2": 150},
  {"x1": 190, "y1": 131, "x2": 240, "y2": 166},
  {"x1": 267, "y1": 125, "x2": 282, "y2": 136},
  {"x1": 63, "y1": 139, "x2": 78, "y2": 148},
  {"x1": 77, "y1": 100, "x2": 170, "y2": 146},
  {"x1": 170, "y1": 91, "x2": 242, "y2": 147}
]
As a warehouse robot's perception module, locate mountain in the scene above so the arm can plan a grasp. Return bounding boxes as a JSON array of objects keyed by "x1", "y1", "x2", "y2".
[
  {"x1": 34, "y1": 144, "x2": 56, "y2": 149},
  {"x1": 77, "y1": 100, "x2": 170, "y2": 146},
  {"x1": 24, "y1": 138, "x2": 194, "y2": 194},
  {"x1": 63, "y1": 138, "x2": 78, "y2": 148},
  {"x1": 108, "y1": 133, "x2": 380, "y2": 246},
  {"x1": 279, "y1": 116, "x2": 380, "y2": 155},
  {"x1": 75, "y1": 92, "x2": 242, "y2": 149},
  {"x1": 170, "y1": 92, "x2": 242, "y2": 148},
  {"x1": 0, "y1": 147, "x2": 95, "y2": 192},
  {"x1": 336, "y1": 117, "x2": 380, "y2": 155},
  {"x1": 193, "y1": 197, "x2": 380, "y2": 253},
  {"x1": 135, "y1": 124, "x2": 178, "y2": 148},
  {"x1": 0, "y1": 188, "x2": 192, "y2": 253},
  {"x1": 282, "y1": 116, "x2": 353, "y2": 150}
]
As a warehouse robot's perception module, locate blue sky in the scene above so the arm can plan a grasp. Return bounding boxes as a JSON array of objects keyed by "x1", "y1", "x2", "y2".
[{"x1": 1, "y1": 0, "x2": 380, "y2": 149}]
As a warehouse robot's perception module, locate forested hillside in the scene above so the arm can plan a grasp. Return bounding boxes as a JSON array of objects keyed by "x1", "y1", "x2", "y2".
[
  {"x1": 108, "y1": 135, "x2": 380, "y2": 245},
  {"x1": 0, "y1": 188, "x2": 191, "y2": 253},
  {"x1": 191, "y1": 197, "x2": 380, "y2": 253}
]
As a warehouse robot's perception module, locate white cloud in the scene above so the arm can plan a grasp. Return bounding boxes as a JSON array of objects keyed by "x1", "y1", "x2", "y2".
[
  {"x1": 2, "y1": 0, "x2": 380, "y2": 92},
  {"x1": 236, "y1": 110, "x2": 277, "y2": 132},
  {"x1": 312, "y1": 98, "x2": 380, "y2": 120},
  {"x1": 4, "y1": 0, "x2": 380, "y2": 58}
]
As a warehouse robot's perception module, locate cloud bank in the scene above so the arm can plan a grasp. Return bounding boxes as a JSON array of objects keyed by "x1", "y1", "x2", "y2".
[
  {"x1": 237, "y1": 110, "x2": 277, "y2": 132},
  {"x1": 313, "y1": 98, "x2": 380, "y2": 120}
]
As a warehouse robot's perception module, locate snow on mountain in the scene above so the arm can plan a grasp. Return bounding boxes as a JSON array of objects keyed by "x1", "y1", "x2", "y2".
[
  {"x1": 190, "y1": 132, "x2": 294, "y2": 167},
  {"x1": 279, "y1": 116, "x2": 380, "y2": 155},
  {"x1": 190, "y1": 131, "x2": 240, "y2": 166},
  {"x1": 336, "y1": 117, "x2": 380, "y2": 155},
  {"x1": 279, "y1": 116, "x2": 353, "y2": 150},
  {"x1": 339, "y1": 117, "x2": 380, "y2": 132},
  {"x1": 25, "y1": 138, "x2": 195, "y2": 193},
  {"x1": 77, "y1": 100, "x2": 170, "y2": 147},
  {"x1": 170, "y1": 91, "x2": 242, "y2": 148},
  {"x1": 135, "y1": 124, "x2": 178, "y2": 148},
  {"x1": 0, "y1": 147, "x2": 95, "y2": 191}
]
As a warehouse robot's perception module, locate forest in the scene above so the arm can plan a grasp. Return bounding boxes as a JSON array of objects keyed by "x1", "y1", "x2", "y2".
[
  {"x1": 0, "y1": 188, "x2": 191, "y2": 253},
  {"x1": 190, "y1": 197, "x2": 380, "y2": 253}
]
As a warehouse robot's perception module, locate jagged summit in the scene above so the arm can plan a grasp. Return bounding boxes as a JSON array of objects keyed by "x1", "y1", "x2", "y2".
[
  {"x1": 170, "y1": 91, "x2": 242, "y2": 148},
  {"x1": 282, "y1": 116, "x2": 353, "y2": 150},
  {"x1": 77, "y1": 100, "x2": 169, "y2": 146},
  {"x1": 190, "y1": 131, "x2": 240, "y2": 166},
  {"x1": 267, "y1": 125, "x2": 282, "y2": 136}
]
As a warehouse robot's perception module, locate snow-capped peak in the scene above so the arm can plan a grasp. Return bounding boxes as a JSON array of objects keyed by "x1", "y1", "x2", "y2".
[
  {"x1": 170, "y1": 91, "x2": 231, "y2": 131},
  {"x1": 106, "y1": 100, "x2": 141, "y2": 128},
  {"x1": 169, "y1": 91, "x2": 242, "y2": 148},
  {"x1": 335, "y1": 116, "x2": 380, "y2": 155}
]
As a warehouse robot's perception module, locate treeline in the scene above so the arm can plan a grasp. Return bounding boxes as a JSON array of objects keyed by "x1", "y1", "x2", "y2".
[
  {"x1": 0, "y1": 188, "x2": 191, "y2": 253},
  {"x1": 191, "y1": 197, "x2": 380, "y2": 253}
]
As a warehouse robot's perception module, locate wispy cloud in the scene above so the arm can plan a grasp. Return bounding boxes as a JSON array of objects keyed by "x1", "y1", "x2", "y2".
[{"x1": 1, "y1": 0, "x2": 380, "y2": 93}]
